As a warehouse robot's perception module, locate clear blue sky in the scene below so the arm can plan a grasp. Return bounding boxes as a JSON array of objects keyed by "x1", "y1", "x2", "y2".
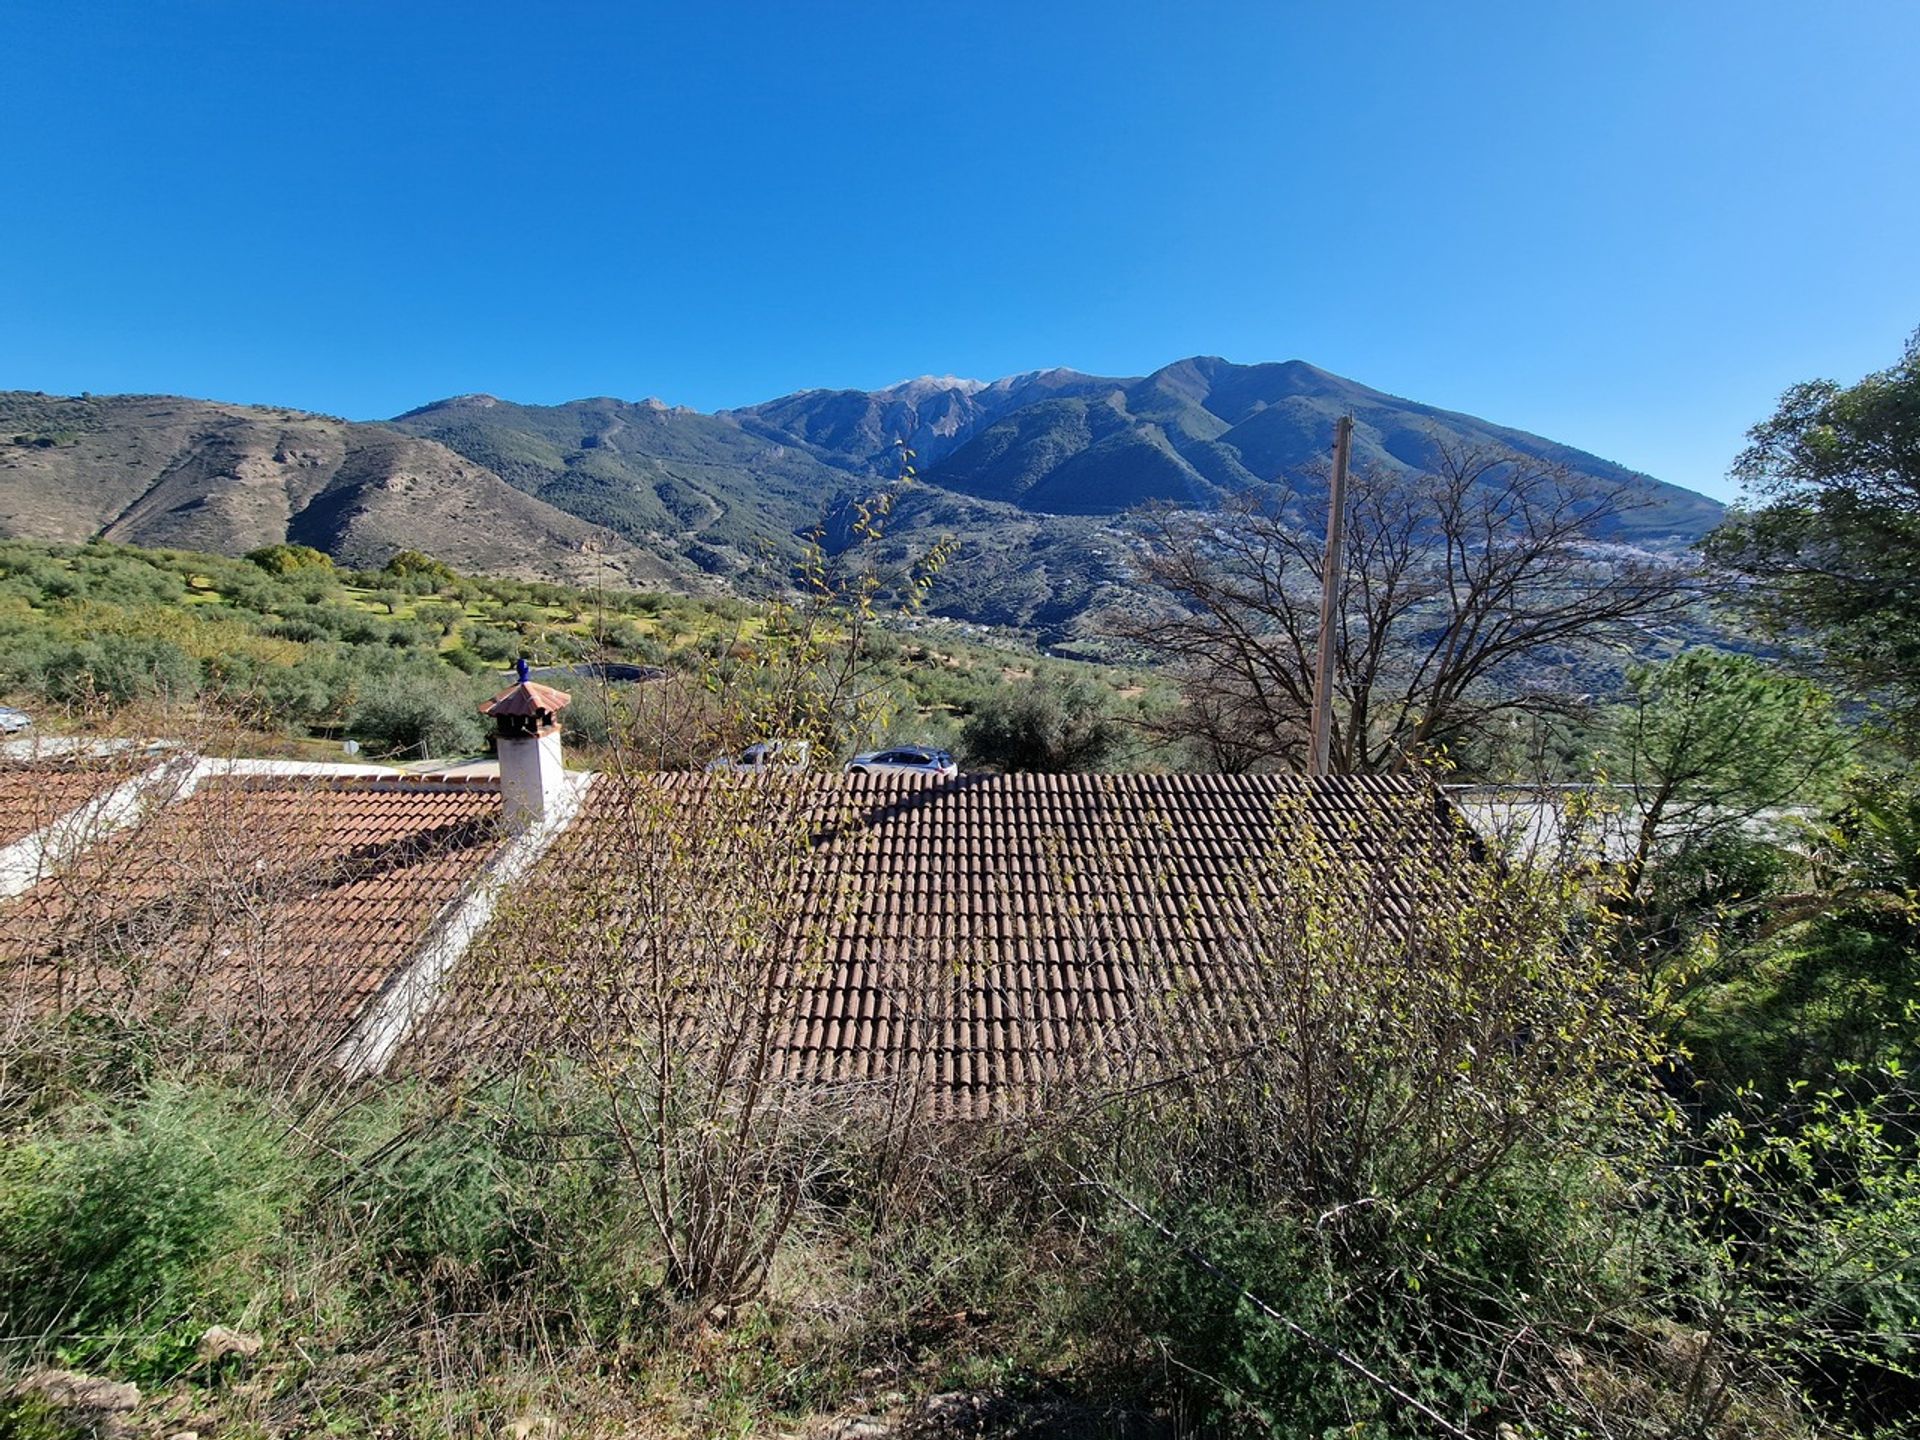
[{"x1": 4, "y1": 2, "x2": 1916, "y2": 502}]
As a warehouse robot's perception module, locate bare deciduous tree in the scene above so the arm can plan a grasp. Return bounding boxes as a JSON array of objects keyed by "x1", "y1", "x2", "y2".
[{"x1": 1116, "y1": 440, "x2": 1699, "y2": 773}]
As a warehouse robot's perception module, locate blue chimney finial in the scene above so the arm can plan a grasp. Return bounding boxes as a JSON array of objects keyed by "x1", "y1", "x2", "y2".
[{"x1": 516, "y1": 657, "x2": 530, "y2": 684}]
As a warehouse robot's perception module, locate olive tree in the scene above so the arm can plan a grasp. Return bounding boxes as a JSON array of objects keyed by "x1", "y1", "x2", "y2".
[{"x1": 1604, "y1": 649, "x2": 1850, "y2": 900}]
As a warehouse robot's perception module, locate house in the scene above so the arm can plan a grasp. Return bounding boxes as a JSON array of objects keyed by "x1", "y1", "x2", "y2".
[{"x1": 0, "y1": 689, "x2": 1471, "y2": 1116}]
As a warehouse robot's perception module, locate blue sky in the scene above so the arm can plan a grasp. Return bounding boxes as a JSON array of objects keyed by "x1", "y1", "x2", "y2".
[{"x1": 3, "y1": 2, "x2": 1916, "y2": 502}]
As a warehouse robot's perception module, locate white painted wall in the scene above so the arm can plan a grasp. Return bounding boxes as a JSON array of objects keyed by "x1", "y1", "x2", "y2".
[{"x1": 497, "y1": 729, "x2": 565, "y2": 831}]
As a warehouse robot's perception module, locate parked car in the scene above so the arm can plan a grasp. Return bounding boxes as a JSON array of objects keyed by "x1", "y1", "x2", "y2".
[
  {"x1": 0, "y1": 707, "x2": 31, "y2": 735},
  {"x1": 844, "y1": 747, "x2": 957, "y2": 777},
  {"x1": 706, "y1": 739, "x2": 811, "y2": 774}
]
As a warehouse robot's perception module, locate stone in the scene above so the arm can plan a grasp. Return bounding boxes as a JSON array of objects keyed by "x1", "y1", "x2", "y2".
[
  {"x1": 500, "y1": 1416, "x2": 559, "y2": 1440},
  {"x1": 912, "y1": 1392, "x2": 1023, "y2": 1435},
  {"x1": 196, "y1": 1325, "x2": 264, "y2": 1364},
  {"x1": 14, "y1": 1368, "x2": 141, "y2": 1412}
]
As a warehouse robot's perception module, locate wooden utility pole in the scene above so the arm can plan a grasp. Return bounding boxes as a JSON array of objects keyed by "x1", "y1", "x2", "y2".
[{"x1": 1308, "y1": 414, "x2": 1354, "y2": 777}]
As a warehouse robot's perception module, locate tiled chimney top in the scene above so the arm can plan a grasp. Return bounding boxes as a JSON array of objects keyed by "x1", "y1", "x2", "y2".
[
  {"x1": 479, "y1": 663, "x2": 572, "y2": 740},
  {"x1": 482, "y1": 662, "x2": 572, "y2": 829}
]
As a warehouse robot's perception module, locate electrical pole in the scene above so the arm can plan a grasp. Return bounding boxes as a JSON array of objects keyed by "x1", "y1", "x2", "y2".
[{"x1": 1308, "y1": 414, "x2": 1353, "y2": 777}]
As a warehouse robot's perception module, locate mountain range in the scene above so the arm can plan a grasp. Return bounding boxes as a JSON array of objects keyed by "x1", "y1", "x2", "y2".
[{"x1": 1, "y1": 358, "x2": 1724, "y2": 647}]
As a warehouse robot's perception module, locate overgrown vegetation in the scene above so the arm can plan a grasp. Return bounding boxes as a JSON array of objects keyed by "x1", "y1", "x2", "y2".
[
  {"x1": 6, "y1": 736, "x2": 1917, "y2": 1437},
  {"x1": 3, "y1": 334, "x2": 1920, "y2": 1436},
  {"x1": 0, "y1": 536, "x2": 1168, "y2": 768}
]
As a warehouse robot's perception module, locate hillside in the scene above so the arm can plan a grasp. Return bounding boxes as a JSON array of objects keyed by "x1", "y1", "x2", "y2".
[
  {"x1": 0, "y1": 392, "x2": 699, "y2": 590},
  {"x1": 389, "y1": 392, "x2": 853, "y2": 574},
  {"x1": 0, "y1": 535, "x2": 1166, "y2": 764},
  {"x1": 3, "y1": 359, "x2": 1725, "y2": 647}
]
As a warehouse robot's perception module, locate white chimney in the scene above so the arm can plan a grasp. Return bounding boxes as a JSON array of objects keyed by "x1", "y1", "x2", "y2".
[{"x1": 479, "y1": 662, "x2": 572, "y2": 831}]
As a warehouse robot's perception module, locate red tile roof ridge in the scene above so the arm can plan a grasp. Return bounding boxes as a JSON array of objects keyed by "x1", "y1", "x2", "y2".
[
  {"x1": 207, "y1": 772, "x2": 505, "y2": 794},
  {"x1": 639, "y1": 771, "x2": 1427, "y2": 793}
]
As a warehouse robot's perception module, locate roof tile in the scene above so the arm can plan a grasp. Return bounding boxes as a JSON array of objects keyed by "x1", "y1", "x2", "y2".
[
  {"x1": 417, "y1": 771, "x2": 1460, "y2": 1116},
  {"x1": 0, "y1": 776, "x2": 505, "y2": 1057}
]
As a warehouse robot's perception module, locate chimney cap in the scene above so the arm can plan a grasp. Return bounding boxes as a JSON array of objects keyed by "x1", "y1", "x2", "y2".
[{"x1": 479, "y1": 680, "x2": 573, "y2": 719}]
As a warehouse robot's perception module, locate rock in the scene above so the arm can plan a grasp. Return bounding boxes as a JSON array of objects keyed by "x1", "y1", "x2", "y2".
[
  {"x1": 13, "y1": 1368, "x2": 141, "y2": 1412},
  {"x1": 166, "y1": 1431, "x2": 202, "y2": 1440},
  {"x1": 910, "y1": 1391, "x2": 1055, "y2": 1435},
  {"x1": 920, "y1": 1393, "x2": 965, "y2": 1417},
  {"x1": 500, "y1": 1417, "x2": 558, "y2": 1440},
  {"x1": 196, "y1": 1325, "x2": 264, "y2": 1364},
  {"x1": 827, "y1": 1421, "x2": 890, "y2": 1440},
  {"x1": 919, "y1": 1392, "x2": 993, "y2": 1428}
]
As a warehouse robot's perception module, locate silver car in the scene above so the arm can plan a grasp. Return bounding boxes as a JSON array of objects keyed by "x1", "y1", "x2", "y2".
[
  {"x1": 844, "y1": 746, "x2": 957, "y2": 777},
  {"x1": 0, "y1": 707, "x2": 31, "y2": 735},
  {"x1": 706, "y1": 739, "x2": 811, "y2": 774}
]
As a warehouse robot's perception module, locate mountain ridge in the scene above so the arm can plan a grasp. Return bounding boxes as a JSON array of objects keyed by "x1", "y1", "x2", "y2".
[
  {"x1": 399, "y1": 354, "x2": 1714, "y2": 542},
  {"x1": 3, "y1": 356, "x2": 1724, "y2": 647}
]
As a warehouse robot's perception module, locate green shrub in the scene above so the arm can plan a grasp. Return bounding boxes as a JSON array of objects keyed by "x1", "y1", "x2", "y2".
[
  {"x1": 444, "y1": 645, "x2": 493, "y2": 675},
  {"x1": 461, "y1": 621, "x2": 521, "y2": 664},
  {"x1": 961, "y1": 677, "x2": 1125, "y2": 772},
  {"x1": 597, "y1": 620, "x2": 662, "y2": 660},
  {"x1": 559, "y1": 686, "x2": 621, "y2": 748},
  {"x1": 347, "y1": 675, "x2": 487, "y2": 757},
  {"x1": 322, "y1": 1077, "x2": 644, "y2": 1338},
  {"x1": 238, "y1": 652, "x2": 356, "y2": 727},
  {"x1": 0, "y1": 1391, "x2": 86, "y2": 1440},
  {"x1": 384, "y1": 550, "x2": 457, "y2": 584},
  {"x1": 0, "y1": 1080, "x2": 298, "y2": 1380},
  {"x1": 36, "y1": 634, "x2": 200, "y2": 704},
  {"x1": 262, "y1": 614, "x2": 334, "y2": 644},
  {"x1": 383, "y1": 620, "x2": 437, "y2": 651},
  {"x1": 50, "y1": 554, "x2": 185, "y2": 606},
  {"x1": 244, "y1": 542, "x2": 332, "y2": 576},
  {"x1": 279, "y1": 567, "x2": 340, "y2": 605},
  {"x1": 1098, "y1": 1164, "x2": 1599, "y2": 1436},
  {"x1": 414, "y1": 601, "x2": 466, "y2": 636}
]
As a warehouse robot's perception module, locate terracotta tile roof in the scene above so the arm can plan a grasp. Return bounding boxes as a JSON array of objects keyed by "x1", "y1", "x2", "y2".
[
  {"x1": 0, "y1": 763, "x2": 127, "y2": 847},
  {"x1": 0, "y1": 759, "x2": 1468, "y2": 1107},
  {"x1": 0, "y1": 776, "x2": 504, "y2": 1057},
  {"x1": 416, "y1": 771, "x2": 1459, "y2": 1116},
  {"x1": 480, "y1": 680, "x2": 573, "y2": 718}
]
